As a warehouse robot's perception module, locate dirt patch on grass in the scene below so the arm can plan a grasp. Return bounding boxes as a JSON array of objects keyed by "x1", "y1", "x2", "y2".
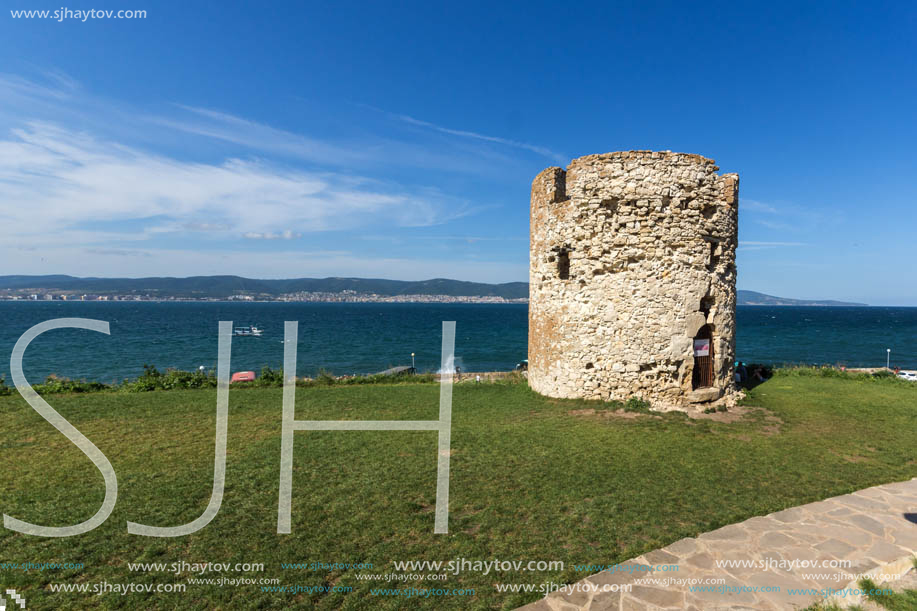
[
  {"x1": 687, "y1": 404, "x2": 753, "y2": 423},
  {"x1": 689, "y1": 405, "x2": 784, "y2": 436},
  {"x1": 455, "y1": 507, "x2": 482, "y2": 518},
  {"x1": 829, "y1": 450, "x2": 873, "y2": 463},
  {"x1": 568, "y1": 408, "x2": 661, "y2": 420}
]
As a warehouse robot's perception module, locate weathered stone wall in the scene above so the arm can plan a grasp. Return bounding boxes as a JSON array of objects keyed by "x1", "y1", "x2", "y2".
[{"x1": 528, "y1": 151, "x2": 739, "y2": 408}]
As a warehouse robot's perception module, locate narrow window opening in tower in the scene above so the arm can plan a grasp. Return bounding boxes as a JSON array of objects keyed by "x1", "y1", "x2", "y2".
[
  {"x1": 706, "y1": 241, "x2": 720, "y2": 272},
  {"x1": 700, "y1": 296, "x2": 714, "y2": 316},
  {"x1": 557, "y1": 250, "x2": 570, "y2": 280}
]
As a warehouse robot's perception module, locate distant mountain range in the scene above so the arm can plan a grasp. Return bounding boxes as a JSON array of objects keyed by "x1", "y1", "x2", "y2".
[
  {"x1": 0, "y1": 275, "x2": 529, "y2": 299},
  {"x1": 736, "y1": 290, "x2": 866, "y2": 307},
  {"x1": 0, "y1": 276, "x2": 867, "y2": 305}
]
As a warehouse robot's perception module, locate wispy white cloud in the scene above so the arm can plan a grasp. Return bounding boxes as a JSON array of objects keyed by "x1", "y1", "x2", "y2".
[
  {"x1": 738, "y1": 240, "x2": 808, "y2": 252},
  {"x1": 84, "y1": 248, "x2": 152, "y2": 257},
  {"x1": 151, "y1": 104, "x2": 362, "y2": 165},
  {"x1": 181, "y1": 222, "x2": 232, "y2": 232},
  {"x1": 0, "y1": 72, "x2": 76, "y2": 103},
  {"x1": 741, "y1": 241, "x2": 807, "y2": 246},
  {"x1": 415, "y1": 235, "x2": 527, "y2": 244},
  {"x1": 742, "y1": 199, "x2": 778, "y2": 213},
  {"x1": 243, "y1": 230, "x2": 303, "y2": 240},
  {"x1": 364, "y1": 104, "x2": 566, "y2": 163},
  {"x1": 755, "y1": 218, "x2": 794, "y2": 231},
  {"x1": 156, "y1": 104, "x2": 533, "y2": 176},
  {"x1": 1, "y1": 73, "x2": 530, "y2": 178},
  {"x1": 398, "y1": 113, "x2": 565, "y2": 161},
  {"x1": 0, "y1": 122, "x2": 472, "y2": 245}
]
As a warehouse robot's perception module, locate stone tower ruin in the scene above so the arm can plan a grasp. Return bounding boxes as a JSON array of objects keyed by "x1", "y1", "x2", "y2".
[{"x1": 528, "y1": 151, "x2": 739, "y2": 408}]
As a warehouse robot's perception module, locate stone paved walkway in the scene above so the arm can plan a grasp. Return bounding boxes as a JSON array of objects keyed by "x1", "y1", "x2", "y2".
[{"x1": 519, "y1": 478, "x2": 917, "y2": 610}]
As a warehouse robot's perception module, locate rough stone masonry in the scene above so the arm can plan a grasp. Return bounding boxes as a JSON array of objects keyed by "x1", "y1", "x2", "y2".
[{"x1": 528, "y1": 151, "x2": 739, "y2": 409}]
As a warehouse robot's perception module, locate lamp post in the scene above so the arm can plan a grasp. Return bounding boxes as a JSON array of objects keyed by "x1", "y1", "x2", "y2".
[
  {"x1": 887, "y1": 348, "x2": 891, "y2": 370},
  {"x1": 411, "y1": 352, "x2": 415, "y2": 370}
]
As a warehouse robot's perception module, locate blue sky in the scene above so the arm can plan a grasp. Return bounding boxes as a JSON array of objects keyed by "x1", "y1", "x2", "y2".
[{"x1": 1, "y1": 1, "x2": 915, "y2": 304}]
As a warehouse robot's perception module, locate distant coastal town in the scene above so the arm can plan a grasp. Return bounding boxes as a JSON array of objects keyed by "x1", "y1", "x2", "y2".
[
  {"x1": 0, "y1": 276, "x2": 864, "y2": 307},
  {"x1": 0, "y1": 288, "x2": 528, "y2": 304}
]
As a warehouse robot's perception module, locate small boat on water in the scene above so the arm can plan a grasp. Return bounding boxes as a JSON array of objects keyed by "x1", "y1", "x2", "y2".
[{"x1": 233, "y1": 326, "x2": 263, "y2": 337}]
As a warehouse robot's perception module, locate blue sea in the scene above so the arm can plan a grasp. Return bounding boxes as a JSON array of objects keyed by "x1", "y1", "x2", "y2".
[{"x1": 0, "y1": 302, "x2": 915, "y2": 383}]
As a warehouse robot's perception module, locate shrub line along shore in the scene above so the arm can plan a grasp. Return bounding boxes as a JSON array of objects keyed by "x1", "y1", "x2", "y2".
[{"x1": 1, "y1": 364, "x2": 914, "y2": 397}]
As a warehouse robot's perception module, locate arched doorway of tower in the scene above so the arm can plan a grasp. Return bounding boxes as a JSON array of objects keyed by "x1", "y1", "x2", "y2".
[{"x1": 692, "y1": 324, "x2": 714, "y2": 389}]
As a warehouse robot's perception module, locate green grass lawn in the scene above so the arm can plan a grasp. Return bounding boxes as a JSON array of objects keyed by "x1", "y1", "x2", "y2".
[{"x1": 1, "y1": 373, "x2": 915, "y2": 609}]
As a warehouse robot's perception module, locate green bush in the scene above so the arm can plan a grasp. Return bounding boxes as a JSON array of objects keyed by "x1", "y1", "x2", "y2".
[
  {"x1": 0, "y1": 363, "x2": 442, "y2": 396},
  {"x1": 32, "y1": 374, "x2": 109, "y2": 394},
  {"x1": 257, "y1": 365, "x2": 284, "y2": 386},
  {"x1": 623, "y1": 396, "x2": 651, "y2": 413},
  {"x1": 769, "y1": 365, "x2": 915, "y2": 386},
  {"x1": 315, "y1": 369, "x2": 337, "y2": 386},
  {"x1": 0, "y1": 375, "x2": 12, "y2": 396},
  {"x1": 120, "y1": 364, "x2": 217, "y2": 392}
]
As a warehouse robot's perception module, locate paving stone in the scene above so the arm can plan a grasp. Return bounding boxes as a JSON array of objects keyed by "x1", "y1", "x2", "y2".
[
  {"x1": 662, "y1": 537, "x2": 699, "y2": 557},
  {"x1": 800, "y1": 499, "x2": 845, "y2": 514},
  {"x1": 683, "y1": 576, "x2": 760, "y2": 606},
  {"x1": 870, "y1": 511, "x2": 914, "y2": 532},
  {"x1": 849, "y1": 514, "x2": 888, "y2": 537},
  {"x1": 881, "y1": 479, "x2": 917, "y2": 493},
  {"x1": 549, "y1": 585, "x2": 592, "y2": 608},
  {"x1": 745, "y1": 570, "x2": 816, "y2": 607},
  {"x1": 517, "y1": 599, "x2": 553, "y2": 611},
  {"x1": 702, "y1": 539, "x2": 749, "y2": 555},
  {"x1": 586, "y1": 590, "x2": 623, "y2": 611},
  {"x1": 802, "y1": 523, "x2": 864, "y2": 545},
  {"x1": 642, "y1": 548, "x2": 680, "y2": 566},
  {"x1": 856, "y1": 488, "x2": 895, "y2": 501},
  {"x1": 684, "y1": 552, "x2": 715, "y2": 570},
  {"x1": 619, "y1": 594, "x2": 651, "y2": 611},
  {"x1": 770, "y1": 507, "x2": 809, "y2": 523},
  {"x1": 844, "y1": 557, "x2": 881, "y2": 576},
  {"x1": 776, "y1": 545, "x2": 824, "y2": 565},
  {"x1": 813, "y1": 537, "x2": 858, "y2": 558},
  {"x1": 796, "y1": 565, "x2": 852, "y2": 590},
  {"x1": 701, "y1": 524, "x2": 751, "y2": 541},
  {"x1": 685, "y1": 594, "x2": 775, "y2": 611},
  {"x1": 863, "y1": 540, "x2": 910, "y2": 563},
  {"x1": 758, "y1": 531, "x2": 799, "y2": 548},
  {"x1": 786, "y1": 530, "x2": 827, "y2": 544},
  {"x1": 756, "y1": 549, "x2": 788, "y2": 568},
  {"x1": 834, "y1": 493, "x2": 889, "y2": 512},
  {"x1": 822, "y1": 524, "x2": 874, "y2": 547},
  {"x1": 544, "y1": 599, "x2": 581, "y2": 611},
  {"x1": 890, "y1": 526, "x2": 917, "y2": 548},
  {"x1": 742, "y1": 516, "x2": 789, "y2": 532},
  {"x1": 586, "y1": 565, "x2": 648, "y2": 588},
  {"x1": 628, "y1": 585, "x2": 684, "y2": 608}
]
